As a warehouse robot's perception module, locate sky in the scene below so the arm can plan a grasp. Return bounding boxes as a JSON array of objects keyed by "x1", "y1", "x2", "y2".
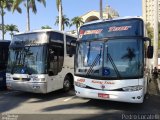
[{"x1": 2, "y1": 0, "x2": 142, "y2": 40}]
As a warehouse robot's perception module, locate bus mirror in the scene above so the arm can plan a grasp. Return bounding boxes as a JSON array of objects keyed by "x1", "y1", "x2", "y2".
[
  {"x1": 48, "y1": 71, "x2": 54, "y2": 76},
  {"x1": 68, "y1": 40, "x2": 75, "y2": 57},
  {"x1": 69, "y1": 53, "x2": 73, "y2": 57},
  {"x1": 49, "y1": 49, "x2": 54, "y2": 54},
  {"x1": 69, "y1": 48, "x2": 73, "y2": 57},
  {"x1": 147, "y1": 46, "x2": 153, "y2": 59},
  {"x1": 68, "y1": 45, "x2": 73, "y2": 57}
]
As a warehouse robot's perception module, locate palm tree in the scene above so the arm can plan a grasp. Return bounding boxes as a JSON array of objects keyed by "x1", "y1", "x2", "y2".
[
  {"x1": 0, "y1": 24, "x2": 7, "y2": 37},
  {"x1": 41, "y1": 25, "x2": 52, "y2": 29},
  {"x1": 56, "y1": 0, "x2": 62, "y2": 31},
  {"x1": 100, "y1": 0, "x2": 103, "y2": 20},
  {"x1": 12, "y1": 0, "x2": 46, "y2": 31},
  {"x1": 146, "y1": 22, "x2": 153, "y2": 40},
  {"x1": 0, "y1": 0, "x2": 21, "y2": 40},
  {"x1": 55, "y1": 15, "x2": 70, "y2": 31},
  {"x1": 71, "y1": 16, "x2": 84, "y2": 34},
  {"x1": 5, "y1": 24, "x2": 19, "y2": 39}
]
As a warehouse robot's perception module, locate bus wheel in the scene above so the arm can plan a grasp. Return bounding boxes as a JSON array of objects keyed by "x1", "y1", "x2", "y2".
[{"x1": 63, "y1": 76, "x2": 71, "y2": 92}]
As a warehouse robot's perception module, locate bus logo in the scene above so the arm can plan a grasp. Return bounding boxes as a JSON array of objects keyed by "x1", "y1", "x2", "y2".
[
  {"x1": 84, "y1": 29, "x2": 103, "y2": 35},
  {"x1": 77, "y1": 79, "x2": 85, "y2": 83},
  {"x1": 101, "y1": 84, "x2": 105, "y2": 89},
  {"x1": 108, "y1": 26, "x2": 132, "y2": 32},
  {"x1": 21, "y1": 69, "x2": 25, "y2": 74},
  {"x1": 79, "y1": 29, "x2": 103, "y2": 38}
]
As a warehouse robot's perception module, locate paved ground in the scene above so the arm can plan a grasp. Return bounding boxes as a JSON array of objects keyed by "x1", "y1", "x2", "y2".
[
  {"x1": 156, "y1": 75, "x2": 160, "y2": 93},
  {"x1": 148, "y1": 77, "x2": 159, "y2": 95},
  {"x1": 0, "y1": 80, "x2": 159, "y2": 120}
]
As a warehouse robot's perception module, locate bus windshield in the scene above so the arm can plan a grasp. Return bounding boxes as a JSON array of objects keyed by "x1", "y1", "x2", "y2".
[
  {"x1": 7, "y1": 45, "x2": 47, "y2": 74},
  {"x1": 75, "y1": 38, "x2": 143, "y2": 79}
]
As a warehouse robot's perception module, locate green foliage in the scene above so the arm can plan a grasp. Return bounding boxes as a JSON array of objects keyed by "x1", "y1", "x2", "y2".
[
  {"x1": 41, "y1": 25, "x2": 52, "y2": 29},
  {"x1": 71, "y1": 16, "x2": 84, "y2": 29},
  {"x1": 71, "y1": 16, "x2": 84, "y2": 34},
  {"x1": 0, "y1": 24, "x2": 19, "y2": 37},
  {"x1": 55, "y1": 15, "x2": 70, "y2": 31},
  {"x1": 12, "y1": 0, "x2": 46, "y2": 31},
  {"x1": 12, "y1": 0, "x2": 46, "y2": 14},
  {"x1": 146, "y1": 22, "x2": 153, "y2": 40},
  {"x1": 146, "y1": 22, "x2": 160, "y2": 49},
  {"x1": 5, "y1": 24, "x2": 19, "y2": 32},
  {"x1": 56, "y1": 0, "x2": 61, "y2": 11},
  {"x1": 0, "y1": 0, "x2": 21, "y2": 40}
]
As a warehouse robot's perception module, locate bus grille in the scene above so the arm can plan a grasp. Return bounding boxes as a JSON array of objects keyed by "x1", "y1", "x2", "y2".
[{"x1": 13, "y1": 77, "x2": 30, "y2": 81}]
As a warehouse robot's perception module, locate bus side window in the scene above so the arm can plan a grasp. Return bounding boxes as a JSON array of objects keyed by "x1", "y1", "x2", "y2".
[
  {"x1": 48, "y1": 47, "x2": 58, "y2": 76},
  {"x1": 66, "y1": 36, "x2": 76, "y2": 57},
  {"x1": 48, "y1": 46, "x2": 64, "y2": 76}
]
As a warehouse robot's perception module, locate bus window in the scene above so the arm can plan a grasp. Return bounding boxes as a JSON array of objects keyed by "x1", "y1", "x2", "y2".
[
  {"x1": 66, "y1": 36, "x2": 76, "y2": 57},
  {"x1": 48, "y1": 45, "x2": 64, "y2": 76}
]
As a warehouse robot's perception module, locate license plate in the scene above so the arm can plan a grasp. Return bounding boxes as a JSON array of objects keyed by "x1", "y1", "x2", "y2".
[{"x1": 98, "y1": 93, "x2": 109, "y2": 98}]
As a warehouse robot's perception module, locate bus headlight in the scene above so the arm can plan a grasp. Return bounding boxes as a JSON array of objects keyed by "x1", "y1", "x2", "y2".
[
  {"x1": 122, "y1": 85, "x2": 143, "y2": 91},
  {"x1": 75, "y1": 82, "x2": 86, "y2": 88}
]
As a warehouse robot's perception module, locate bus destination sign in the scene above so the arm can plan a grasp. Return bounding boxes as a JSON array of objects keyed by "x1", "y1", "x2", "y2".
[{"x1": 79, "y1": 19, "x2": 143, "y2": 40}]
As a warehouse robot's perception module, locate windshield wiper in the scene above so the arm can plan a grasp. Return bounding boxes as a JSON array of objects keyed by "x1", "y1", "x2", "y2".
[
  {"x1": 86, "y1": 44, "x2": 102, "y2": 76},
  {"x1": 86, "y1": 54, "x2": 101, "y2": 76},
  {"x1": 107, "y1": 53, "x2": 121, "y2": 78}
]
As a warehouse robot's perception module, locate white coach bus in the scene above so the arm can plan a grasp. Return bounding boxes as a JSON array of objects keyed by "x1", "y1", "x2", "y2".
[
  {"x1": 74, "y1": 17, "x2": 153, "y2": 103},
  {"x1": 6, "y1": 29, "x2": 76, "y2": 93}
]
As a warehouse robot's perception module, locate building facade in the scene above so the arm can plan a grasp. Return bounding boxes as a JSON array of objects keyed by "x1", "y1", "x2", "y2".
[
  {"x1": 67, "y1": 5, "x2": 119, "y2": 36},
  {"x1": 142, "y1": 0, "x2": 160, "y2": 28},
  {"x1": 81, "y1": 5, "x2": 119, "y2": 23}
]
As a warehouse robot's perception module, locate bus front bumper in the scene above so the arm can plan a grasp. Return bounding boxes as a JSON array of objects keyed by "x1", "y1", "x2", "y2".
[
  {"x1": 6, "y1": 80, "x2": 47, "y2": 93},
  {"x1": 75, "y1": 87, "x2": 144, "y2": 103}
]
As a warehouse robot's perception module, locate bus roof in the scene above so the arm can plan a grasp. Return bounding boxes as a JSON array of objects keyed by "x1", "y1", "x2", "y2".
[
  {"x1": 83, "y1": 16, "x2": 143, "y2": 26},
  {"x1": 14, "y1": 29, "x2": 77, "y2": 38}
]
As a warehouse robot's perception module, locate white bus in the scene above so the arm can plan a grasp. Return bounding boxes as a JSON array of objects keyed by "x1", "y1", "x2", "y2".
[
  {"x1": 74, "y1": 17, "x2": 153, "y2": 103},
  {"x1": 6, "y1": 29, "x2": 77, "y2": 93}
]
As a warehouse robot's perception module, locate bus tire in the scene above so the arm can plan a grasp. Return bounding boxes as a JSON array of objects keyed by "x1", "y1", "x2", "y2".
[{"x1": 63, "y1": 76, "x2": 72, "y2": 92}]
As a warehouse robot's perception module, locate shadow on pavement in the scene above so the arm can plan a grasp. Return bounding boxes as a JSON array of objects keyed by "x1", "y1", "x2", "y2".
[
  {"x1": 0, "y1": 89, "x2": 75, "y2": 112},
  {"x1": 42, "y1": 94, "x2": 160, "y2": 114}
]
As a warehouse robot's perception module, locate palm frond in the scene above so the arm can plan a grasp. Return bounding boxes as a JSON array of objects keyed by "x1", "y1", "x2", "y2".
[
  {"x1": 29, "y1": 0, "x2": 37, "y2": 13},
  {"x1": 37, "y1": 0, "x2": 46, "y2": 7},
  {"x1": 56, "y1": 0, "x2": 60, "y2": 11},
  {"x1": 12, "y1": 0, "x2": 23, "y2": 12}
]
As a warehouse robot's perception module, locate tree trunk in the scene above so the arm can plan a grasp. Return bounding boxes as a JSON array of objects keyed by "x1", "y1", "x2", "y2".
[
  {"x1": 10, "y1": 32, "x2": 14, "y2": 39},
  {"x1": 26, "y1": 0, "x2": 30, "y2": 31},
  {"x1": 0, "y1": 3, "x2": 5, "y2": 40},
  {"x1": 99, "y1": 0, "x2": 103, "y2": 20},
  {"x1": 58, "y1": 0, "x2": 62, "y2": 31},
  {"x1": 76, "y1": 24, "x2": 79, "y2": 37},
  {"x1": 76, "y1": 28, "x2": 78, "y2": 38}
]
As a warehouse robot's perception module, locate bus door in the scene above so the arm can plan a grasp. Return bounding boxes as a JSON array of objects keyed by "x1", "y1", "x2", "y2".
[{"x1": 48, "y1": 44, "x2": 64, "y2": 91}]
